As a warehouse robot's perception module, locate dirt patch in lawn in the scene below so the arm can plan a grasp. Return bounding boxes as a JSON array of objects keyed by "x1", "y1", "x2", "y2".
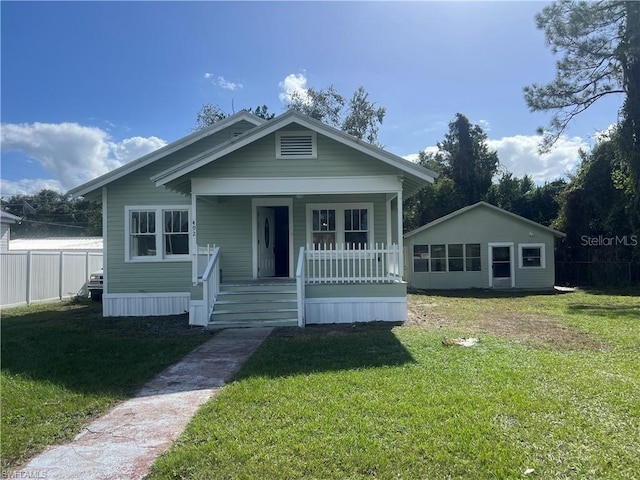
[{"x1": 407, "y1": 302, "x2": 608, "y2": 351}]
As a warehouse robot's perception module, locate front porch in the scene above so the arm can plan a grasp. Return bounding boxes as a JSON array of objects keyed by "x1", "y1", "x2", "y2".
[{"x1": 189, "y1": 244, "x2": 407, "y2": 327}]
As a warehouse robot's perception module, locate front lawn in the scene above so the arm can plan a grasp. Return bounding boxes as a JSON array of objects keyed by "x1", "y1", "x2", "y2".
[
  {"x1": 0, "y1": 299, "x2": 211, "y2": 470},
  {"x1": 150, "y1": 289, "x2": 639, "y2": 479}
]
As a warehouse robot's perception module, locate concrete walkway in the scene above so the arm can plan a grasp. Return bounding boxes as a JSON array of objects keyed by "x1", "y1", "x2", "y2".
[{"x1": 14, "y1": 327, "x2": 273, "y2": 480}]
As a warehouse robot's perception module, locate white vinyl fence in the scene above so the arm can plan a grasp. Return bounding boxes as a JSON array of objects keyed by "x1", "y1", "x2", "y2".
[{"x1": 1, "y1": 251, "x2": 103, "y2": 308}]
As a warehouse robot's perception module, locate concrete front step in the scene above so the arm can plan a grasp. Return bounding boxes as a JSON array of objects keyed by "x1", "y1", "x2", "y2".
[
  {"x1": 210, "y1": 281, "x2": 299, "y2": 327},
  {"x1": 217, "y1": 291, "x2": 297, "y2": 302},
  {"x1": 207, "y1": 318, "x2": 298, "y2": 329}
]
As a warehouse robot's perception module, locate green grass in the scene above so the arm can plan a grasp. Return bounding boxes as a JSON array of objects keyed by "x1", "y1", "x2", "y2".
[
  {"x1": 149, "y1": 289, "x2": 639, "y2": 479},
  {"x1": 0, "y1": 299, "x2": 211, "y2": 470}
]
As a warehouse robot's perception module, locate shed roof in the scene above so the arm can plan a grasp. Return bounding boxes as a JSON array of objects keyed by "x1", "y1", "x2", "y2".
[
  {"x1": 404, "y1": 201, "x2": 566, "y2": 239},
  {"x1": 1, "y1": 211, "x2": 21, "y2": 224}
]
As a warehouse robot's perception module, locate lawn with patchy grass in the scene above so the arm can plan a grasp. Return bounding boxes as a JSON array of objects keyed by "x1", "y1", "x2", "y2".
[
  {"x1": 149, "y1": 289, "x2": 639, "y2": 479},
  {"x1": 0, "y1": 299, "x2": 211, "y2": 470}
]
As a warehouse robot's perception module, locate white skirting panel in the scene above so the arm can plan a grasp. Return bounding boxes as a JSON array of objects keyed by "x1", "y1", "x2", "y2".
[
  {"x1": 189, "y1": 300, "x2": 207, "y2": 326},
  {"x1": 103, "y1": 293, "x2": 190, "y2": 317},
  {"x1": 305, "y1": 297, "x2": 407, "y2": 324}
]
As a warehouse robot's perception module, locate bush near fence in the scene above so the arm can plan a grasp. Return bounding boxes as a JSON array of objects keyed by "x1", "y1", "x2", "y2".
[{"x1": 0, "y1": 250, "x2": 103, "y2": 308}]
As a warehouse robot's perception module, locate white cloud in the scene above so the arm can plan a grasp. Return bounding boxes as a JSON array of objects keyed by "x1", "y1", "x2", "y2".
[
  {"x1": 404, "y1": 134, "x2": 588, "y2": 183},
  {"x1": 279, "y1": 73, "x2": 309, "y2": 103},
  {"x1": 403, "y1": 146, "x2": 440, "y2": 164},
  {"x1": 487, "y1": 135, "x2": 588, "y2": 183},
  {"x1": 0, "y1": 178, "x2": 65, "y2": 197},
  {"x1": 216, "y1": 76, "x2": 243, "y2": 91},
  {"x1": 1, "y1": 122, "x2": 167, "y2": 194},
  {"x1": 203, "y1": 73, "x2": 243, "y2": 91}
]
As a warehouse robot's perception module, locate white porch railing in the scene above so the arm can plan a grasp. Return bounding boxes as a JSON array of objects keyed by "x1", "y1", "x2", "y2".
[
  {"x1": 305, "y1": 243, "x2": 402, "y2": 284},
  {"x1": 193, "y1": 244, "x2": 215, "y2": 285},
  {"x1": 296, "y1": 247, "x2": 306, "y2": 327},
  {"x1": 202, "y1": 246, "x2": 221, "y2": 319}
]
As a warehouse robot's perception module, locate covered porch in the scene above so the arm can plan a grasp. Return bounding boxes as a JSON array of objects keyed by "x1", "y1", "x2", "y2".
[
  {"x1": 186, "y1": 186, "x2": 407, "y2": 327},
  {"x1": 189, "y1": 242, "x2": 406, "y2": 327}
]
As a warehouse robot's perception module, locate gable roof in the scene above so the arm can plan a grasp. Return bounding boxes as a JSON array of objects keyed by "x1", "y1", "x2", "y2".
[
  {"x1": 68, "y1": 111, "x2": 265, "y2": 197},
  {"x1": 404, "y1": 201, "x2": 566, "y2": 239},
  {"x1": 150, "y1": 110, "x2": 437, "y2": 190}
]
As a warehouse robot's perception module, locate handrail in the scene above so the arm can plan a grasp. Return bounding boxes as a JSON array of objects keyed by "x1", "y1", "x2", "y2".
[
  {"x1": 295, "y1": 246, "x2": 305, "y2": 328},
  {"x1": 305, "y1": 243, "x2": 402, "y2": 284},
  {"x1": 202, "y1": 246, "x2": 221, "y2": 319}
]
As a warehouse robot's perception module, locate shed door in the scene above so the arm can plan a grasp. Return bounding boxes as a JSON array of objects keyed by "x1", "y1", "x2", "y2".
[
  {"x1": 257, "y1": 207, "x2": 275, "y2": 277},
  {"x1": 489, "y1": 244, "x2": 514, "y2": 288}
]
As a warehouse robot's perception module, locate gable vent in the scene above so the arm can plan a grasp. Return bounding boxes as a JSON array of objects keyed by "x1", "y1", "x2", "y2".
[{"x1": 276, "y1": 131, "x2": 317, "y2": 159}]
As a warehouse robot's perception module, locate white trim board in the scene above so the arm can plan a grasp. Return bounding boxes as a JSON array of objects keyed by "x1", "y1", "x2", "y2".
[{"x1": 191, "y1": 176, "x2": 403, "y2": 196}]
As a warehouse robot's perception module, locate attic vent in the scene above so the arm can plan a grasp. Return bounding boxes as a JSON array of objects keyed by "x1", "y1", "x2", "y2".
[{"x1": 276, "y1": 131, "x2": 317, "y2": 159}]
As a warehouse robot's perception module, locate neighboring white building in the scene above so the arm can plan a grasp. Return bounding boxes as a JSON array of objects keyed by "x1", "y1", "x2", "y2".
[
  {"x1": 9, "y1": 237, "x2": 103, "y2": 251},
  {"x1": 1, "y1": 211, "x2": 21, "y2": 252}
]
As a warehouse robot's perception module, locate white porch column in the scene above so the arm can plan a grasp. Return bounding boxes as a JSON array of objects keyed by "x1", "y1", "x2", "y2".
[
  {"x1": 396, "y1": 189, "x2": 403, "y2": 278},
  {"x1": 191, "y1": 193, "x2": 198, "y2": 284}
]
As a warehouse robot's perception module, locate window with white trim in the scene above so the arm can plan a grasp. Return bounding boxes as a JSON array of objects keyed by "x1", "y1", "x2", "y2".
[
  {"x1": 126, "y1": 206, "x2": 190, "y2": 261},
  {"x1": 276, "y1": 131, "x2": 317, "y2": 159},
  {"x1": 412, "y1": 243, "x2": 481, "y2": 273},
  {"x1": 519, "y1": 243, "x2": 545, "y2": 268},
  {"x1": 307, "y1": 203, "x2": 373, "y2": 249}
]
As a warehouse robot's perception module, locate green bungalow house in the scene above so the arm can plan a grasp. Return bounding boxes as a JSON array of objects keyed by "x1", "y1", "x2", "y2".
[
  {"x1": 69, "y1": 110, "x2": 437, "y2": 327},
  {"x1": 404, "y1": 201, "x2": 566, "y2": 290}
]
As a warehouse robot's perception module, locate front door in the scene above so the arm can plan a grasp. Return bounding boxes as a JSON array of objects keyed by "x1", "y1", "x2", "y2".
[
  {"x1": 489, "y1": 244, "x2": 514, "y2": 288},
  {"x1": 257, "y1": 207, "x2": 276, "y2": 277}
]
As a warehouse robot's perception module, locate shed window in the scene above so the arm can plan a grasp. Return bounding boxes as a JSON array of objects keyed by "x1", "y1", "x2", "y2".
[
  {"x1": 412, "y1": 242, "x2": 481, "y2": 273},
  {"x1": 519, "y1": 244, "x2": 545, "y2": 268},
  {"x1": 465, "y1": 243, "x2": 481, "y2": 271},
  {"x1": 448, "y1": 244, "x2": 464, "y2": 272},
  {"x1": 431, "y1": 244, "x2": 447, "y2": 272},
  {"x1": 413, "y1": 245, "x2": 430, "y2": 272}
]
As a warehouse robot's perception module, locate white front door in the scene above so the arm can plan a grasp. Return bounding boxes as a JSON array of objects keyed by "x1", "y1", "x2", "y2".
[{"x1": 257, "y1": 206, "x2": 275, "y2": 277}]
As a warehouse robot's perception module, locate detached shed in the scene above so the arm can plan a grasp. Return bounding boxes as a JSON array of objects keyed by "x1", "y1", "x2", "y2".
[{"x1": 404, "y1": 202, "x2": 566, "y2": 290}]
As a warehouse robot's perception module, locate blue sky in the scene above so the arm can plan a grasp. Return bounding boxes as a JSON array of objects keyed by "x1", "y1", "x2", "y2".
[{"x1": 1, "y1": 1, "x2": 624, "y2": 197}]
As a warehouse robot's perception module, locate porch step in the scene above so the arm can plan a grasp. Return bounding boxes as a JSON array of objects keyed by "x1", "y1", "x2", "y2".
[
  {"x1": 208, "y1": 281, "x2": 299, "y2": 329},
  {"x1": 208, "y1": 318, "x2": 299, "y2": 329}
]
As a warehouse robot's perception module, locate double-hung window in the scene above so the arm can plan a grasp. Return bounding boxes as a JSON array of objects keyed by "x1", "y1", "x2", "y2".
[
  {"x1": 126, "y1": 206, "x2": 190, "y2": 261},
  {"x1": 308, "y1": 203, "x2": 373, "y2": 249}
]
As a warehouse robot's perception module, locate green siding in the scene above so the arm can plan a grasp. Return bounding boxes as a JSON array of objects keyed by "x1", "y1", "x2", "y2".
[
  {"x1": 106, "y1": 159, "x2": 192, "y2": 294},
  {"x1": 196, "y1": 197, "x2": 253, "y2": 281},
  {"x1": 406, "y1": 205, "x2": 557, "y2": 290},
  {"x1": 104, "y1": 123, "x2": 255, "y2": 294},
  {"x1": 193, "y1": 194, "x2": 392, "y2": 280},
  {"x1": 194, "y1": 130, "x2": 398, "y2": 179}
]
